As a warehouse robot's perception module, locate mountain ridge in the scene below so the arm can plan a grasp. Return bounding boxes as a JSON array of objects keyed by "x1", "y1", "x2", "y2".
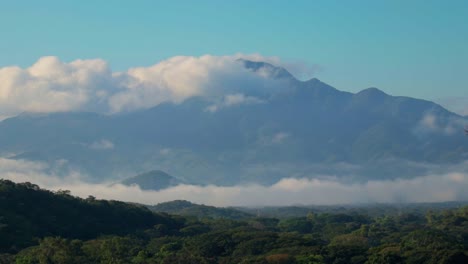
[{"x1": 0, "y1": 60, "x2": 466, "y2": 185}]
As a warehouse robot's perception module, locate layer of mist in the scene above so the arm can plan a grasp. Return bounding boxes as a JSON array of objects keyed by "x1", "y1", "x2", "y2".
[{"x1": 1, "y1": 157, "x2": 467, "y2": 207}]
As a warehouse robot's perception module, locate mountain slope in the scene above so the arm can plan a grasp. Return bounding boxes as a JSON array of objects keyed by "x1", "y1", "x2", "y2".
[
  {"x1": 0, "y1": 61, "x2": 466, "y2": 184},
  {"x1": 0, "y1": 179, "x2": 183, "y2": 253}
]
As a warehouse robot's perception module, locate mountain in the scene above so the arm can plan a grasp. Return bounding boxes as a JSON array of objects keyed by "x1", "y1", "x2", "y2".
[
  {"x1": 0, "y1": 60, "x2": 467, "y2": 185},
  {"x1": 120, "y1": 170, "x2": 183, "y2": 190},
  {"x1": 148, "y1": 200, "x2": 253, "y2": 220}
]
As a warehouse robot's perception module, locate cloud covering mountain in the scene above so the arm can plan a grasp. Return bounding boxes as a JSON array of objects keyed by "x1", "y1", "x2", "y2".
[
  {"x1": 0, "y1": 54, "x2": 292, "y2": 119},
  {"x1": 0, "y1": 55, "x2": 467, "y2": 189}
]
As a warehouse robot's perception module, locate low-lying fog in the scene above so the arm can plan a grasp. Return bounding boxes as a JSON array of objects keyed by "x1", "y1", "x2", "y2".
[{"x1": 1, "y1": 157, "x2": 467, "y2": 207}]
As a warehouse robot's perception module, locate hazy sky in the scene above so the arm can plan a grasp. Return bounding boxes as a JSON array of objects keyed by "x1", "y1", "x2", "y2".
[{"x1": 1, "y1": 0, "x2": 467, "y2": 112}]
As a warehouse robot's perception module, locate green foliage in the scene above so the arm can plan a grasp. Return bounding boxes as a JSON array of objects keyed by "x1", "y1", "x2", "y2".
[
  {"x1": 0, "y1": 179, "x2": 182, "y2": 253},
  {"x1": 1, "y1": 180, "x2": 468, "y2": 263},
  {"x1": 149, "y1": 200, "x2": 253, "y2": 220}
]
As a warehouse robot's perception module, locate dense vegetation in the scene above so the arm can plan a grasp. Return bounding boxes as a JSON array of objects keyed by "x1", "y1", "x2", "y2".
[
  {"x1": 0, "y1": 180, "x2": 183, "y2": 254},
  {"x1": 148, "y1": 200, "x2": 253, "y2": 220},
  {"x1": 236, "y1": 202, "x2": 468, "y2": 219},
  {"x1": 1, "y1": 180, "x2": 467, "y2": 263}
]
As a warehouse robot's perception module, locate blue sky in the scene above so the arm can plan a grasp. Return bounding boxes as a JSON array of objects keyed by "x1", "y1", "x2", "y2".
[{"x1": 1, "y1": 0, "x2": 467, "y2": 113}]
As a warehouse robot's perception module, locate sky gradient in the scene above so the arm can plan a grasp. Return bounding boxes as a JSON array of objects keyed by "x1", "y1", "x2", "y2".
[{"x1": 1, "y1": 0, "x2": 467, "y2": 114}]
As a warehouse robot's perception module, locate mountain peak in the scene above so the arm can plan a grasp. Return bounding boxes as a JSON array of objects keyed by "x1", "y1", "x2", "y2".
[
  {"x1": 121, "y1": 170, "x2": 182, "y2": 191},
  {"x1": 357, "y1": 87, "x2": 387, "y2": 96},
  {"x1": 238, "y1": 59, "x2": 294, "y2": 79},
  {"x1": 300, "y1": 77, "x2": 343, "y2": 96},
  {"x1": 305, "y1": 77, "x2": 321, "y2": 83}
]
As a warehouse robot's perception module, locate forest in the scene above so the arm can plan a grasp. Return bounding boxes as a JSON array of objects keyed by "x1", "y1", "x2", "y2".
[{"x1": 0, "y1": 179, "x2": 467, "y2": 264}]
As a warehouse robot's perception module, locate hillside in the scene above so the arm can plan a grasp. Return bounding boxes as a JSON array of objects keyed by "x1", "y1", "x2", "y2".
[
  {"x1": 0, "y1": 179, "x2": 183, "y2": 253},
  {"x1": 148, "y1": 200, "x2": 253, "y2": 220},
  {"x1": 0, "y1": 179, "x2": 467, "y2": 263}
]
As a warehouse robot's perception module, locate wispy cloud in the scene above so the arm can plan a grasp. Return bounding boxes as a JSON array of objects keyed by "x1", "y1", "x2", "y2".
[
  {"x1": 205, "y1": 93, "x2": 265, "y2": 112},
  {"x1": 257, "y1": 132, "x2": 291, "y2": 146},
  {"x1": 88, "y1": 139, "x2": 115, "y2": 150},
  {"x1": 416, "y1": 113, "x2": 466, "y2": 135},
  {"x1": 271, "y1": 132, "x2": 290, "y2": 144}
]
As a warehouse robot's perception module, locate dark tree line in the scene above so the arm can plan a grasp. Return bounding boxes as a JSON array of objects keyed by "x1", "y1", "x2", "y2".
[{"x1": 1, "y1": 179, "x2": 467, "y2": 263}]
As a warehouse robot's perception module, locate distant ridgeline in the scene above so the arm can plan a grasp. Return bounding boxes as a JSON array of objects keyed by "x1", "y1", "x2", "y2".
[
  {"x1": 1, "y1": 60, "x2": 467, "y2": 185},
  {"x1": 1, "y1": 179, "x2": 468, "y2": 263}
]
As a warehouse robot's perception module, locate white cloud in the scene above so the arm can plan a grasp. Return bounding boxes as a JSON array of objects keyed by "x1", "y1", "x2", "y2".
[
  {"x1": 0, "y1": 158, "x2": 81, "y2": 187},
  {"x1": 19, "y1": 172, "x2": 468, "y2": 207},
  {"x1": 0, "y1": 158, "x2": 47, "y2": 173},
  {"x1": 224, "y1": 93, "x2": 264, "y2": 106},
  {"x1": 62, "y1": 173, "x2": 468, "y2": 206},
  {"x1": 205, "y1": 93, "x2": 265, "y2": 112},
  {"x1": 257, "y1": 131, "x2": 291, "y2": 145},
  {"x1": 108, "y1": 54, "x2": 288, "y2": 113},
  {"x1": 89, "y1": 139, "x2": 114, "y2": 150},
  {"x1": 417, "y1": 113, "x2": 466, "y2": 135},
  {"x1": 271, "y1": 132, "x2": 290, "y2": 144},
  {"x1": 2, "y1": 157, "x2": 468, "y2": 207},
  {"x1": 159, "y1": 148, "x2": 171, "y2": 155},
  {"x1": 0, "y1": 54, "x2": 295, "y2": 119},
  {"x1": 421, "y1": 114, "x2": 437, "y2": 129},
  {"x1": 0, "y1": 56, "x2": 112, "y2": 118}
]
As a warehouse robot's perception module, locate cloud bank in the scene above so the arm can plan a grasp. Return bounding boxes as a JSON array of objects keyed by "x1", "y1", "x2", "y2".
[
  {"x1": 0, "y1": 54, "x2": 294, "y2": 119},
  {"x1": 1, "y1": 158, "x2": 467, "y2": 207}
]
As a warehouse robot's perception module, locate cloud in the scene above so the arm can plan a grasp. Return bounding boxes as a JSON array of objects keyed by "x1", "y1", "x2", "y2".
[
  {"x1": 58, "y1": 173, "x2": 468, "y2": 206},
  {"x1": 159, "y1": 148, "x2": 171, "y2": 155},
  {"x1": 1, "y1": 157, "x2": 468, "y2": 207},
  {"x1": 257, "y1": 131, "x2": 291, "y2": 146},
  {"x1": 0, "y1": 158, "x2": 81, "y2": 187},
  {"x1": 271, "y1": 132, "x2": 290, "y2": 144},
  {"x1": 0, "y1": 158, "x2": 47, "y2": 174},
  {"x1": 0, "y1": 56, "x2": 112, "y2": 118},
  {"x1": 205, "y1": 93, "x2": 265, "y2": 112},
  {"x1": 417, "y1": 113, "x2": 466, "y2": 135},
  {"x1": 421, "y1": 114, "x2": 437, "y2": 129},
  {"x1": 108, "y1": 54, "x2": 288, "y2": 113},
  {"x1": 88, "y1": 139, "x2": 115, "y2": 150},
  {"x1": 0, "y1": 54, "x2": 297, "y2": 119}
]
